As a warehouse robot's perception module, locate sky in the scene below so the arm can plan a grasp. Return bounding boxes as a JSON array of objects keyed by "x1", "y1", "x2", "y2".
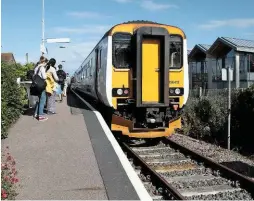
[{"x1": 1, "y1": 0, "x2": 254, "y2": 75}]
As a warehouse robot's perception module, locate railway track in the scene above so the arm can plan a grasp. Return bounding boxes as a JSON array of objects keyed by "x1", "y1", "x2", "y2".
[
  {"x1": 119, "y1": 137, "x2": 254, "y2": 200},
  {"x1": 71, "y1": 90, "x2": 254, "y2": 200}
]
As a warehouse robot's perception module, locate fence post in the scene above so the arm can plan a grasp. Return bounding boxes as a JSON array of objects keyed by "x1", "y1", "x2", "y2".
[
  {"x1": 199, "y1": 87, "x2": 202, "y2": 98},
  {"x1": 227, "y1": 66, "x2": 232, "y2": 150}
]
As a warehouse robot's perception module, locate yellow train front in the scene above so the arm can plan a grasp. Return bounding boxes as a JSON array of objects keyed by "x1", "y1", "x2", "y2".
[{"x1": 73, "y1": 20, "x2": 189, "y2": 138}]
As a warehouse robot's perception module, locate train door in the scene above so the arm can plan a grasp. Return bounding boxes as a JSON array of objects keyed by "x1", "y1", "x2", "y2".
[{"x1": 142, "y1": 39, "x2": 160, "y2": 103}]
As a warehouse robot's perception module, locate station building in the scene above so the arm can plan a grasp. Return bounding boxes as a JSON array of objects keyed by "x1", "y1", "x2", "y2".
[{"x1": 188, "y1": 37, "x2": 254, "y2": 89}]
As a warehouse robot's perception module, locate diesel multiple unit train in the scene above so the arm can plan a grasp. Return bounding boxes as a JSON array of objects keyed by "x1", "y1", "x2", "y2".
[{"x1": 71, "y1": 21, "x2": 189, "y2": 138}]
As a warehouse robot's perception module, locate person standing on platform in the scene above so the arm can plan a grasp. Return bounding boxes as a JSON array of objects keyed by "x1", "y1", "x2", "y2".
[
  {"x1": 33, "y1": 56, "x2": 48, "y2": 121},
  {"x1": 45, "y1": 58, "x2": 59, "y2": 114},
  {"x1": 57, "y1": 64, "x2": 66, "y2": 102}
]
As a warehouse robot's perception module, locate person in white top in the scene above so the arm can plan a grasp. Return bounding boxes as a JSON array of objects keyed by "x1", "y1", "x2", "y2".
[{"x1": 33, "y1": 56, "x2": 48, "y2": 121}]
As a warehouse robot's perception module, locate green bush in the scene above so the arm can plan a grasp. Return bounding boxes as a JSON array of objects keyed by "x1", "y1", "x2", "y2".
[
  {"x1": 15, "y1": 62, "x2": 34, "y2": 81},
  {"x1": 1, "y1": 62, "x2": 24, "y2": 139},
  {"x1": 182, "y1": 87, "x2": 254, "y2": 154},
  {"x1": 182, "y1": 96, "x2": 227, "y2": 144},
  {"x1": 231, "y1": 86, "x2": 254, "y2": 153}
]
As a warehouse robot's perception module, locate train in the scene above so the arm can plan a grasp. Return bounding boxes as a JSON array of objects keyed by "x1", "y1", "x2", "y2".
[{"x1": 71, "y1": 20, "x2": 189, "y2": 139}]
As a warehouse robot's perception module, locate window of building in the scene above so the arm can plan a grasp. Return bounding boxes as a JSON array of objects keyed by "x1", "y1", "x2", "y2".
[
  {"x1": 249, "y1": 54, "x2": 254, "y2": 72},
  {"x1": 112, "y1": 33, "x2": 131, "y2": 68},
  {"x1": 212, "y1": 59, "x2": 222, "y2": 81},
  {"x1": 169, "y1": 35, "x2": 183, "y2": 69}
]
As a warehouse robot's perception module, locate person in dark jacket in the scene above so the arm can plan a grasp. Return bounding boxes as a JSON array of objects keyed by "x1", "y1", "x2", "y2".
[{"x1": 56, "y1": 64, "x2": 66, "y2": 102}]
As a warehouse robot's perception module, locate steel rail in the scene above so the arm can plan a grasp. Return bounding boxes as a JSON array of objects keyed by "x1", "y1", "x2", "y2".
[
  {"x1": 164, "y1": 137, "x2": 254, "y2": 197},
  {"x1": 121, "y1": 141, "x2": 185, "y2": 200}
]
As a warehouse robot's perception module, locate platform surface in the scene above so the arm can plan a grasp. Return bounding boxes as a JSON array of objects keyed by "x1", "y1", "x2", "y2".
[{"x1": 2, "y1": 93, "x2": 141, "y2": 200}]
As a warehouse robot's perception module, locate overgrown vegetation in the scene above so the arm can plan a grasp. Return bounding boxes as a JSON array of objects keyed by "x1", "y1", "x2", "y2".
[
  {"x1": 1, "y1": 62, "x2": 34, "y2": 139},
  {"x1": 182, "y1": 86, "x2": 254, "y2": 155}
]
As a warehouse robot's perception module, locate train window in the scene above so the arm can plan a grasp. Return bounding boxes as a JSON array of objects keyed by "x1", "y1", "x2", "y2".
[
  {"x1": 112, "y1": 33, "x2": 131, "y2": 68},
  {"x1": 169, "y1": 35, "x2": 183, "y2": 69},
  {"x1": 99, "y1": 49, "x2": 102, "y2": 69}
]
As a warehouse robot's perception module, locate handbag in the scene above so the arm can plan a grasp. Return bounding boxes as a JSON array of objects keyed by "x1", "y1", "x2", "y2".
[{"x1": 30, "y1": 66, "x2": 46, "y2": 96}]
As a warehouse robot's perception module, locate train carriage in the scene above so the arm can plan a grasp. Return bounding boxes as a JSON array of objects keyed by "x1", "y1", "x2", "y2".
[{"x1": 72, "y1": 20, "x2": 189, "y2": 138}]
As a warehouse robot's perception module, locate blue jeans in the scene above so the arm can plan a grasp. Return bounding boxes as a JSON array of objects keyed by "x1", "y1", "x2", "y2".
[{"x1": 34, "y1": 90, "x2": 46, "y2": 116}]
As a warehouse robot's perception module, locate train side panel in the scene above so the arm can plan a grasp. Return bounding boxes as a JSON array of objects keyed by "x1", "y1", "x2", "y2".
[
  {"x1": 183, "y1": 39, "x2": 189, "y2": 105},
  {"x1": 76, "y1": 50, "x2": 97, "y2": 100},
  {"x1": 97, "y1": 37, "x2": 112, "y2": 107},
  {"x1": 74, "y1": 37, "x2": 110, "y2": 104}
]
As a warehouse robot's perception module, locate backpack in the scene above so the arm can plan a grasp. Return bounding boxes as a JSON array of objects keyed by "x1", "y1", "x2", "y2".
[
  {"x1": 30, "y1": 66, "x2": 47, "y2": 96},
  {"x1": 57, "y1": 70, "x2": 66, "y2": 83}
]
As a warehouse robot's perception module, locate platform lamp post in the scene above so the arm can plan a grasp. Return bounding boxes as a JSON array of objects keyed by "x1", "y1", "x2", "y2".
[
  {"x1": 40, "y1": 0, "x2": 70, "y2": 55},
  {"x1": 26, "y1": 53, "x2": 29, "y2": 64},
  {"x1": 41, "y1": 0, "x2": 45, "y2": 55}
]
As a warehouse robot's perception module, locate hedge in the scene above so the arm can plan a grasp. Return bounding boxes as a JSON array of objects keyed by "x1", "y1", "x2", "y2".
[
  {"x1": 1, "y1": 62, "x2": 34, "y2": 139},
  {"x1": 182, "y1": 86, "x2": 254, "y2": 155}
]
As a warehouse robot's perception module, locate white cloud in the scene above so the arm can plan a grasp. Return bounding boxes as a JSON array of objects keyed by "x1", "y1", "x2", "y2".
[
  {"x1": 245, "y1": 32, "x2": 254, "y2": 36},
  {"x1": 140, "y1": 0, "x2": 178, "y2": 11},
  {"x1": 67, "y1": 11, "x2": 110, "y2": 19},
  {"x1": 53, "y1": 25, "x2": 111, "y2": 34},
  {"x1": 113, "y1": 0, "x2": 132, "y2": 3},
  {"x1": 199, "y1": 18, "x2": 254, "y2": 30},
  {"x1": 45, "y1": 40, "x2": 99, "y2": 75},
  {"x1": 47, "y1": 23, "x2": 113, "y2": 74}
]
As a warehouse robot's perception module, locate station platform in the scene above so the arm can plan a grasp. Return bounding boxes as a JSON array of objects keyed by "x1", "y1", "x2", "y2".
[{"x1": 2, "y1": 92, "x2": 151, "y2": 200}]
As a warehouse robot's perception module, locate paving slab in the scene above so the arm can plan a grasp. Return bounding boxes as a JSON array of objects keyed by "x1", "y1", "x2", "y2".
[{"x1": 2, "y1": 96, "x2": 108, "y2": 200}]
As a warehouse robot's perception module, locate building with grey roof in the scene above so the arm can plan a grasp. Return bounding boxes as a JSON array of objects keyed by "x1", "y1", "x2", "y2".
[{"x1": 188, "y1": 37, "x2": 254, "y2": 90}]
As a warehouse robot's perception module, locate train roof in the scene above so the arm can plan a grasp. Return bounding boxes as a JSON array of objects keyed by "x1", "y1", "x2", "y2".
[
  {"x1": 104, "y1": 20, "x2": 186, "y2": 38},
  {"x1": 75, "y1": 20, "x2": 186, "y2": 73}
]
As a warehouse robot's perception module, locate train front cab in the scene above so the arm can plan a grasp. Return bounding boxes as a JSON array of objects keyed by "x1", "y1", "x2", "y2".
[{"x1": 110, "y1": 23, "x2": 186, "y2": 138}]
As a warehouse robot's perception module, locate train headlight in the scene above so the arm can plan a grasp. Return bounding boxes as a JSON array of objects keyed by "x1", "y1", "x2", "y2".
[
  {"x1": 169, "y1": 89, "x2": 174, "y2": 94},
  {"x1": 117, "y1": 89, "x2": 123, "y2": 95},
  {"x1": 175, "y1": 88, "x2": 181, "y2": 95}
]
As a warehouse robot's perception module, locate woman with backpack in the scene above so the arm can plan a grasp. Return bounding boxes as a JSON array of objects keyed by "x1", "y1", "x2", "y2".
[
  {"x1": 33, "y1": 56, "x2": 48, "y2": 121},
  {"x1": 45, "y1": 58, "x2": 59, "y2": 114}
]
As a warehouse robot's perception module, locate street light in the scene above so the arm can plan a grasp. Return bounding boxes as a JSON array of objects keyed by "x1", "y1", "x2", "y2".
[
  {"x1": 41, "y1": 0, "x2": 45, "y2": 55},
  {"x1": 40, "y1": 0, "x2": 70, "y2": 55},
  {"x1": 59, "y1": 46, "x2": 66, "y2": 48},
  {"x1": 61, "y1": 61, "x2": 66, "y2": 63}
]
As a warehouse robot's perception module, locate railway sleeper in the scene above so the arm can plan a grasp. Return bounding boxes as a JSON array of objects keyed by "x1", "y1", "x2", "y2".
[
  {"x1": 146, "y1": 157, "x2": 191, "y2": 165},
  {"x1": 179, "y1": 184, "x2": 242, "y2": 197},
  {"x1": 132, "y1": 146, "x2": 174, "y2": 152}
]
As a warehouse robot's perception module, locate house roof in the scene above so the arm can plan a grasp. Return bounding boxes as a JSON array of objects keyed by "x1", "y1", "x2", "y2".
[
  {"x1": 188, "y1": 44, "x2": 211, "y2": 61},
  {"x1": 207, "y1": 37, "x2": 254, "y2": 58},
  {"x1": 1, "y1": 53, "x2": 16, "y2": 63}
]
